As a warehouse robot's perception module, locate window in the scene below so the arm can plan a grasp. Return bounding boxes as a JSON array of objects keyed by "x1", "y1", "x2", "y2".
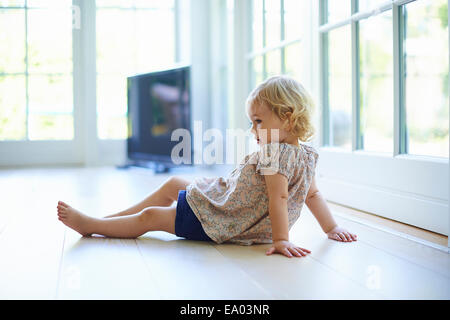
[
  {"x1": 0, "y1": 0, "x2": 188, "y2": 166},
  {"x1": 326, "y1": 0, "x2": 351, "y2": 23},
  {"x1": 328, "y1": 25, "x2": 352, "y2": 150},
  {"x1": 321, "y1": 0, "x2": 448, "y2": 158},
  {"x1": 358, "y1": 0, "x2": 389, "y2": 13},
  {"x1": 96, "y1": 0, "x2": 177, "y2": 139},
  {"x1": 0, "y1": 0, "x2": 74, "y2": 141},
  {"x1": 249, "y1": 0, "x2": 307, "y2": 90},
  {"x1": 403, "y1": 0, "x2": 449, "y2": 158},
  {"x1": 318, "y1": 0, "x2": 449, "y2": 235},
  {"x1": 359, "y1": 10, "x2": 393, "y2": 153}
]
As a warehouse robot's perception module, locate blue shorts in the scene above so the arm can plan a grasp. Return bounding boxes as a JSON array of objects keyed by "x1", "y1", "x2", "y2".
[{"x1": 175, "y1": 190, "x2": 212, "y2": 242}]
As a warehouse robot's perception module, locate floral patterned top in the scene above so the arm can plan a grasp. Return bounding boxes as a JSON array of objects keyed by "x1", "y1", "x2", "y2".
[{"x1": 185, "y1": 142, "x2": 319, "y2": 245}]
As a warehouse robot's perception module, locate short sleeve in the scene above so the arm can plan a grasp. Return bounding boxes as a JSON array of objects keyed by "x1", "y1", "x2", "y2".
[
  {"x1": 303, "y1": 144, "x2": 319, "y2": 174},
  {"x1": 255, "y1": 143, "x2": 297, "y2": 181}
]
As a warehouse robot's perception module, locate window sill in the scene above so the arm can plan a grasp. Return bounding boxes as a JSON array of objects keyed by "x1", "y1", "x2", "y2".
[{"x1": 326, "y1": 200, "x2": 448, "y2": 249}]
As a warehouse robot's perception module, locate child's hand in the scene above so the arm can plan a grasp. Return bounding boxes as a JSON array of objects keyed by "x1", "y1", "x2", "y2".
[
  {"x1": 327, "y1": 225, "x2": 357, "y2": 242},
  {"x1": 266, "y1": 240, "x2": 311, "y2": 258}
]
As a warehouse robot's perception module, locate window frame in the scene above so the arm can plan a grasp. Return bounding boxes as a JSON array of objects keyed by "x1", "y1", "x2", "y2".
[
  {"x1": 0, "y1": 1, "x2": 75, "y2": 141},
  {"x1": 95, "y1": 1, "x2": 178, "y2": 140},
  {"x1": 0, "y1": 0, "x2": 80, "y2": 165},
  {"x1": 317, "y1": 0, "x2": 449, "y2": 237},
  {"x1": 247, "y1": 0, "x2": 305, "y2": 90},
  {"x1": 0, "y1": 0, "x2": 185, "y2": 166}
]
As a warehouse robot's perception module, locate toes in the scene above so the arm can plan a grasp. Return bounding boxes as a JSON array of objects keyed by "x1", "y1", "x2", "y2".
[
  {"x1": 57, "y1": 208, "x2": 67, "y2": 220},
  {"x1": 58, "y1": 201, "x2": 69, "y2": 208}
]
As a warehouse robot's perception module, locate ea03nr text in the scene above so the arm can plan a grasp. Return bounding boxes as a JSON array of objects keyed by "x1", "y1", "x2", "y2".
[{"x1": 224, "y1": 304, "x2": 269, "y2": 315}]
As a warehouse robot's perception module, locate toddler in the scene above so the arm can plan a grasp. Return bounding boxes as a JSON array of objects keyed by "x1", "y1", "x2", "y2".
[{"x1": 57, "y1": 75, "x2": 357, "y2": 258}]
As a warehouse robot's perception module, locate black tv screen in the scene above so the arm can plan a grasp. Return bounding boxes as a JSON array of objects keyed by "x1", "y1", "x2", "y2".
[{"x1": 126, "y1": 66, "x2": 191, "y2": 168}]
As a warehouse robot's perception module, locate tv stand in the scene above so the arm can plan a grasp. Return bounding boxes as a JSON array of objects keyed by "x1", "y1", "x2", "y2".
[
  {"x1": 153, "y1": 163, "x2": 170, "y2": 173},
  {"x1": 117, "y1": 161, "x2": 171, "y2": 174}
]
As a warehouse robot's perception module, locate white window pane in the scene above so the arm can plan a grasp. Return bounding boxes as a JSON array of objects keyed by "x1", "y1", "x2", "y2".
[
  {"x1": 28, "y1": 114, "x2": 73, "y2": 140},
  {"x1": 284, "y1": 41, "x2": 304, "y2": 82},
  {"x1": 27, "y1": 8, "x2": 73, "y2": 74},
  {"x1": 27, "y1": 0, "x2": 72, "y2": 8},
  {"x1": 97, "y1": 0, "x2": 174, "y2": 9},
  {"x1": 0, "y1": 0, "x2": 24, "y2": 6},
  {"x1": 359, "y1": 11, "x2": 393, "y2": 153},
  {"x1": 404, "y1": 0, "x2": 449, "y2": 158},
  {"x1": 264, "y1": 0, "x2": 281, "y2": 47},
  {"x1": 28, "y1": 75, "x2": 73, "y2": 114},
  {"x1": 97, "y1": 75, "x2": 127, "y2": 117},
  {"x1": 134, "y1": 0, "x2": 174, "y2": 9},
  {"x1": 358, "y1": 0, "x2": 387, "y2": 12},
  {"x1": 250, "y1": 55, "x2": 264, "y2": 89},
  {"x1": 96, "y1": 5, "x2": 177, "y2": 139},
  {"x1": 0, "y1": 76, "x2": 26, "y2": 140},
  {"x1": 135, "y1": 9, "x2": 175, "y2": 73},
  {"x1": 97, "y1": 116, "x2": 127, "y2": 140},
  {"x1": 95, "y1": 0, "x2": 133, "y2": 8},
  {"x1": 266, "y1": 49, "x2": 281, "y2": 77},
  {"x1": 252, "y1": 0, "x2": 263, "y2": 51},
  {"x1": 96, "y1": 9, "x2": 136, "y2": 74},
  {"x1": 329, "y1": 26, "x2": 352, "y2": 150},
  {"x1": 327, "y1": 0, "x2": 351, "y2": 24},
  {"x1": 28, "y1": 75, "x2": 74, "y2": 140},
  {"x1": 0, "y1": 9, "x2": 26, "y2": 73},
  {"x1": 284, "y1": 0, "x2": 305, "y2": 40}
]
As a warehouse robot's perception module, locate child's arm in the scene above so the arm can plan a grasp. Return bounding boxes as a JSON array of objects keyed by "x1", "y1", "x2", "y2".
[
  {"x1": 262, "y1": 169, "x2": 311, "y2": 258},
  {"x1": 305, "y1": 177, "x2": 357, "y2": 242}
]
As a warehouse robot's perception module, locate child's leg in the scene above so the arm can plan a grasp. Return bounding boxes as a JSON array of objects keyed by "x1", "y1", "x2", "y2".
[
  {"x1": 57, "y1": 201, "x2": 176, "y2": 238},
  {"x1": 104, "y1": 176, "x2": 191, "y2": 218}
]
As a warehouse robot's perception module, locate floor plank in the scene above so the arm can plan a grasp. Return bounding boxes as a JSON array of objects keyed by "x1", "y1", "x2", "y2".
[
  {"x1": 0, "y1": 170, "x2": 36, "y2": 235},
  {"x1": 289, "y1": 210, "x2": 450, "y2": 299},
  {"x1": 212, "y1": 241, "x2": 383, "y2": 299},
  {"x1": 0, "y1": 179, "x2": 65, "y2": 299},
  {"x1": 57, "y1": 230, "x2": 161, "y2": 300},
  {"x1": 334, "y1": 214, "x2": 450, "y2": 278},
  {"x1": 136, "y1": 231, "x2": 274, "y2": 299}
]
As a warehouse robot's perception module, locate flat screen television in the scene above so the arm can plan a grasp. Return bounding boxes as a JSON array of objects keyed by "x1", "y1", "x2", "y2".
[{"x1": 124, "y1": 65, "x2": 192, "y2": 172}]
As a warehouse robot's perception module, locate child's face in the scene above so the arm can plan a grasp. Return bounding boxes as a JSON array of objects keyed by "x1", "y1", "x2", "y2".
[{"x1": 247, "y1": 102, "x2": 293, "y2": 146}]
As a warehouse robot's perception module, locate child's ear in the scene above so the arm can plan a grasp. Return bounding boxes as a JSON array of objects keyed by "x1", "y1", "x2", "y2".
[{"x1": 282, "y1": 112, "x2": 293, "y2": 130}]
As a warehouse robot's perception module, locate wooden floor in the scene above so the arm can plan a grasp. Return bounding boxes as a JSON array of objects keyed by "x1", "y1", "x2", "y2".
[{"x1": 0, "y1": 166, "x2": 448, "y2": 300}]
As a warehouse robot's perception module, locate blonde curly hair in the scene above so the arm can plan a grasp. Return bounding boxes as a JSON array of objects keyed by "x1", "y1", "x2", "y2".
[{"x1": 246, "y1": 75, "x2": 315, "y2": 142}]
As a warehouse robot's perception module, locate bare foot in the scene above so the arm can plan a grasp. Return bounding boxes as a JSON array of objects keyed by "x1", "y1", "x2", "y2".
[{"x1": 57, "y1": 201, "x2": 95, "y2": 236}]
